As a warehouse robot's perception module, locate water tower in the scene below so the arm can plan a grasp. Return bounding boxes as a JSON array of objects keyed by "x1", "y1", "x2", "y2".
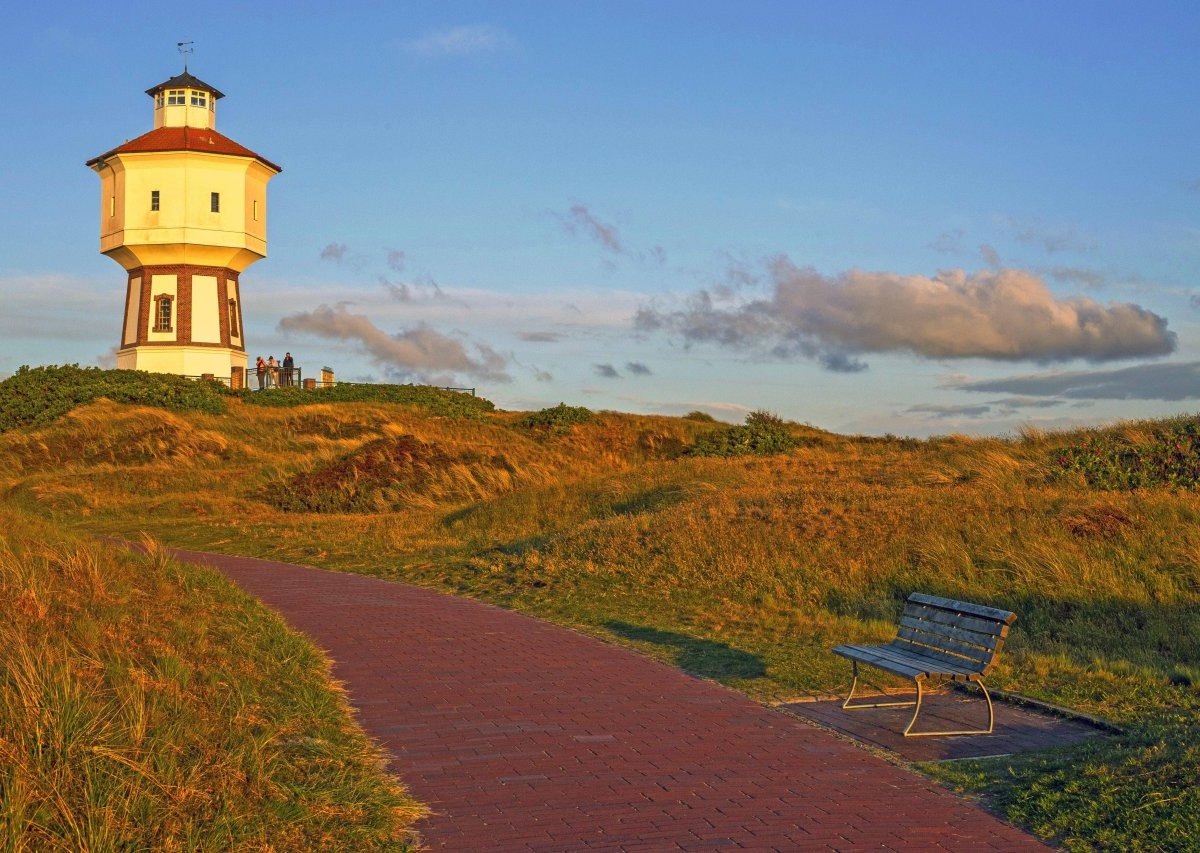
[{"x1": 86, "y1": 63, "x2": 281, "y2": 382}]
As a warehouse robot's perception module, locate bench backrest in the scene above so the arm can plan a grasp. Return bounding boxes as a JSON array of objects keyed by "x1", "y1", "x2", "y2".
[{"x1": 893, "y1": 593, "x2": 1017, "y2": 675}]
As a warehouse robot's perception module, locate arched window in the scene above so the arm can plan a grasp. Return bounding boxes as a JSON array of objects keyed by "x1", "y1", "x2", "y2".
[
  {"x1": 153, "y1": 295, "x2": 173, "y2": 332},
  {"x1": 228, "y1": 299, "x2": 239, "y2": 337}
]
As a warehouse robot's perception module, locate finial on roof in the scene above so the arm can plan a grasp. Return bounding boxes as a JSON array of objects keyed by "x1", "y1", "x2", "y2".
[{"x1": 177, "y1": 40, "x2": 193, "y2": 72}]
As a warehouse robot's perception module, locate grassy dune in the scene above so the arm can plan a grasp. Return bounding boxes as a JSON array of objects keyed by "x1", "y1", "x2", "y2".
[
  {"x1": 2, "y1": 374, "x2": 1200, "y2": 849},
  {"x1": 0, "y1": 508, "x2": 424, "y2": 850}
]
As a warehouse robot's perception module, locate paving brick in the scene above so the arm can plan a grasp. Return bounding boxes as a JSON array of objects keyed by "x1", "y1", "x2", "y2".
[{"x1": 174, "y1": 549, "x2": 1048, "y2": 851}]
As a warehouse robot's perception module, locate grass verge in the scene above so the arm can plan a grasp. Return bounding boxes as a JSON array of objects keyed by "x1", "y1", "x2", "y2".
[{"x1": 0, "y1": 507, "x2": 424, "y2": 851}]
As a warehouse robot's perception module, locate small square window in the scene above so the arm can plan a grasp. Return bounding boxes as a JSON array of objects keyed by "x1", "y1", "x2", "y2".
[
  {"x1": 150, "y1": 190, "x2": 160, "y2": 211},
  {"x1": 156, "y1": 92, "x2": 164, "y2": 108},
  {"x1": 210, "y1": 192, "x2": 220, "y2": 213},
  {"x1": 191, "y1": 92, "x2": 206, "y2": 107},
  {"x1": 168, "y1": 90, "x2": 186, "y2": 106}
]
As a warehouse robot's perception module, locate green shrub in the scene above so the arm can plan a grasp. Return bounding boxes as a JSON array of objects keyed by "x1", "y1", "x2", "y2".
[
  {"x1": 235, "y1": 383, "x2": 494, "y2": 419},
  {"x1": 518, "y1": 403, "x2": 595, "y2": 433},
  {"x1": 689, "y1": 410, "x2": 799, "y2": 457},
  {"x1": 0, "y1": 365, "x2": 227, "y2": 433},
  {"x1": 1054, "y1": 418, "x2": 1200, "y2": 489},
  {"x1": 684, "y1": 410, "x2": 717, "y2": 422}
]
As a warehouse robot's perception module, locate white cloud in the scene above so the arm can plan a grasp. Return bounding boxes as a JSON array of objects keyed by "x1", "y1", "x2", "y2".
[
  {"x1": 401, "y1": 25, "x2": 517, "y2": 58},
  {"x1": 637, "y1": 256, "x2": 1175, "y2": 369}
]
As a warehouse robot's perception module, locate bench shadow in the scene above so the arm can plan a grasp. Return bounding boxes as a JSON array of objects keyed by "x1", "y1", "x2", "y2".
[{"x1": 603, "y1": 620, "x2": 767, "y2": 681}]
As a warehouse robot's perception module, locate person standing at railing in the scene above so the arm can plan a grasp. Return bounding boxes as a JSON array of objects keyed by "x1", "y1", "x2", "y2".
[
  {"x1": 267, "y1": 355, "x2": 278, "y2": 388},
  {"x1": 255, "y1": 355, "x2": 267, "y2": 391},
  {"x1": 283, "y1": 352, "x2": 295, "y2": 387}
]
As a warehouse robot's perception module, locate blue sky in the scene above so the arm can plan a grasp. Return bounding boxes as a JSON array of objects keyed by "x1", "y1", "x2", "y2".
[{"x1": 3, "y1": 1, "x2": 1200, "y2": 435}]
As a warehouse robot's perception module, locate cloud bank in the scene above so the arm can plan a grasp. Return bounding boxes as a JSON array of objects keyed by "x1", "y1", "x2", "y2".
[
  {"x1": 952, "y1": 361, "x2": 1200, "y2": 401},
  {"x1": 637, "y1": 257, "x2": 1175, "y2": 369},
  {"x1": 279, "y1": 305, "x2": 510, "y2": 383}
]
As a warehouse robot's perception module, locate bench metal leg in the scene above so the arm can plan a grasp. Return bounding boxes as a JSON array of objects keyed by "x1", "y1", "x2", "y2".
[
  {"x1": 903, "y1": 676, "x2": 995, "y2": 738},
  {"x1": 841, "y1": 662, "x2": 997, "y2": 737},
  {"x1": 841, "y1": 660, "x2": 919, "y2": 710}
]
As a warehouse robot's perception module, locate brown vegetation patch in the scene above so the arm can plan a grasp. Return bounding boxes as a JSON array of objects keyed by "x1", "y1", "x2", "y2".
[
  {"x1": 268, "y1": 435, "x2": 450, "y2": 512},
  {"x1": 636, "y1": 430, "x2": 688, "y2": 459},
  {"x1": 1061, "y1": 503, "x2": 1135, "y2": 539},
  {"x1": 280, "y1": 407, "x2": 383, "y2": 440},
  {"x1": 265, "y1": 434, "x2": 542, "y2": 513}
]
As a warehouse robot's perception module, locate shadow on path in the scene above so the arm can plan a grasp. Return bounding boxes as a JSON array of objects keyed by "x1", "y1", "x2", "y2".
[{"x1": 603, "y1": 620, "x2": 767, "y2": 680}]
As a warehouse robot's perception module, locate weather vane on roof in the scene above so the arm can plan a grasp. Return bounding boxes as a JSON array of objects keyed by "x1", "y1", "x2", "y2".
[{"x1": 177, "y1": 41, "x2": 193, "y2": 72}]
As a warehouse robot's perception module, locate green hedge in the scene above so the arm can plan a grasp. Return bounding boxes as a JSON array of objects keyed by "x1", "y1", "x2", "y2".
[
  {"x1": 0, "y1": 365, "x2": 227, "y2": 433},
  {"x1": 233, "y1": 383, "x2": 494, "y2": 419}
]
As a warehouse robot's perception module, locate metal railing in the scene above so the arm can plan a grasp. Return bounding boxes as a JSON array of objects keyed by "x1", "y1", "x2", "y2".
[
  {"x1": 182, "y1": 370, "x2": 476, "y2": 397},
  {"x1": 330, "y1": 380, "x2": 476, "y2": 396},
  {"x1": 245, "y1": 366, "x2": 303, "y2": 390},
  {"x1": 182, "y1": 373, "x2": 233, "y2": 387}
]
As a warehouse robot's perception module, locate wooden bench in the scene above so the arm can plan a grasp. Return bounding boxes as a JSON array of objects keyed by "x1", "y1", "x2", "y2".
[{"x1": 832, "y1": 593, "x2": 1017, "y2": 737}]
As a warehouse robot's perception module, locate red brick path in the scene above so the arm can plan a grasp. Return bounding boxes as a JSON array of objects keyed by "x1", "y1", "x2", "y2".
[{"x1": 174, "y1": 550, "x2": 1045, "y2": 852}]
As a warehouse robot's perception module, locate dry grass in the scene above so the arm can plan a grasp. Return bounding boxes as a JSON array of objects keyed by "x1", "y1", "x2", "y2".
[
  {"x1": 0, "y1": 509, "x2": 424, "y2": 851},
  {"x1": 4, "y1": 395, "x2": 1200, "y2": 849}
]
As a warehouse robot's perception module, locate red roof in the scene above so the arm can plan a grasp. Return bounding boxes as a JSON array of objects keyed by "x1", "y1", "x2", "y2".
[{"x1": 86, "y1": 126, "x2": 281, "y2": 172}]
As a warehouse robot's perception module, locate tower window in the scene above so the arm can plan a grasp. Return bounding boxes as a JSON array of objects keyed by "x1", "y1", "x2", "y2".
[
  {"x1": 153, "y1": 295, "x2": 173, "y2": 333},
  {"x1": 156, "y1": 92, "x2": 165, "y2": 108},
  {"x1": 253, "y1": 200, "x2": 259, "y2": 221},
  {"x1": 109, "y1": 195, "x2": 115, "y2": 217},
  {"x1": 210, "y1": 192, "x2": 220, "y2": 213},
  {"x1": 228, "y1": 299, "x2": 239, "y2": 337},
  {"x1": 167, "y1": 89, "x2": 186, "y2": 106},
  {"x1": 190, "y1": 91, "x2": 206, "y2": 108},
  {"x1": 150, "y1": 190, "x2": 160, "y2": 211}
]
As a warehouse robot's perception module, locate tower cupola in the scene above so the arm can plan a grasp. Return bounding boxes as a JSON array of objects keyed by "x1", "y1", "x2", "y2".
[{"x1": 146, "y1": 71, "x2": 224, "y2": 130}]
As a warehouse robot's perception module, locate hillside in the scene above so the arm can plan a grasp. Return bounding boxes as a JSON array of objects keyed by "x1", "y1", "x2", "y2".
[{"x1": 1, "y1": 369, "x2": 1199, "y2": 850}]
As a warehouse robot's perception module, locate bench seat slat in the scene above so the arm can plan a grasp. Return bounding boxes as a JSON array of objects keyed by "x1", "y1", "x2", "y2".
[
  {"x1": 874, "y1": 642, "x2": 984, "y2": 677},
  {"x1": 833, "y1": 645, "x2": 928, "y2": 679},
  {"x1": 889, "y1": 636, "x2": 993, "y2": 674},
  {"x1": 901, "y1": 604, "x2": 1012, "y2": 639},
  {"x1": 834, "y1": 643, "x2": 980, "y2": 680},
  {"x1": 895, "y1": 623, "x2": 999, "y2": 664},
  {"x1": 907, "y1": 592, "x2": 1017, "y2": 624}
]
